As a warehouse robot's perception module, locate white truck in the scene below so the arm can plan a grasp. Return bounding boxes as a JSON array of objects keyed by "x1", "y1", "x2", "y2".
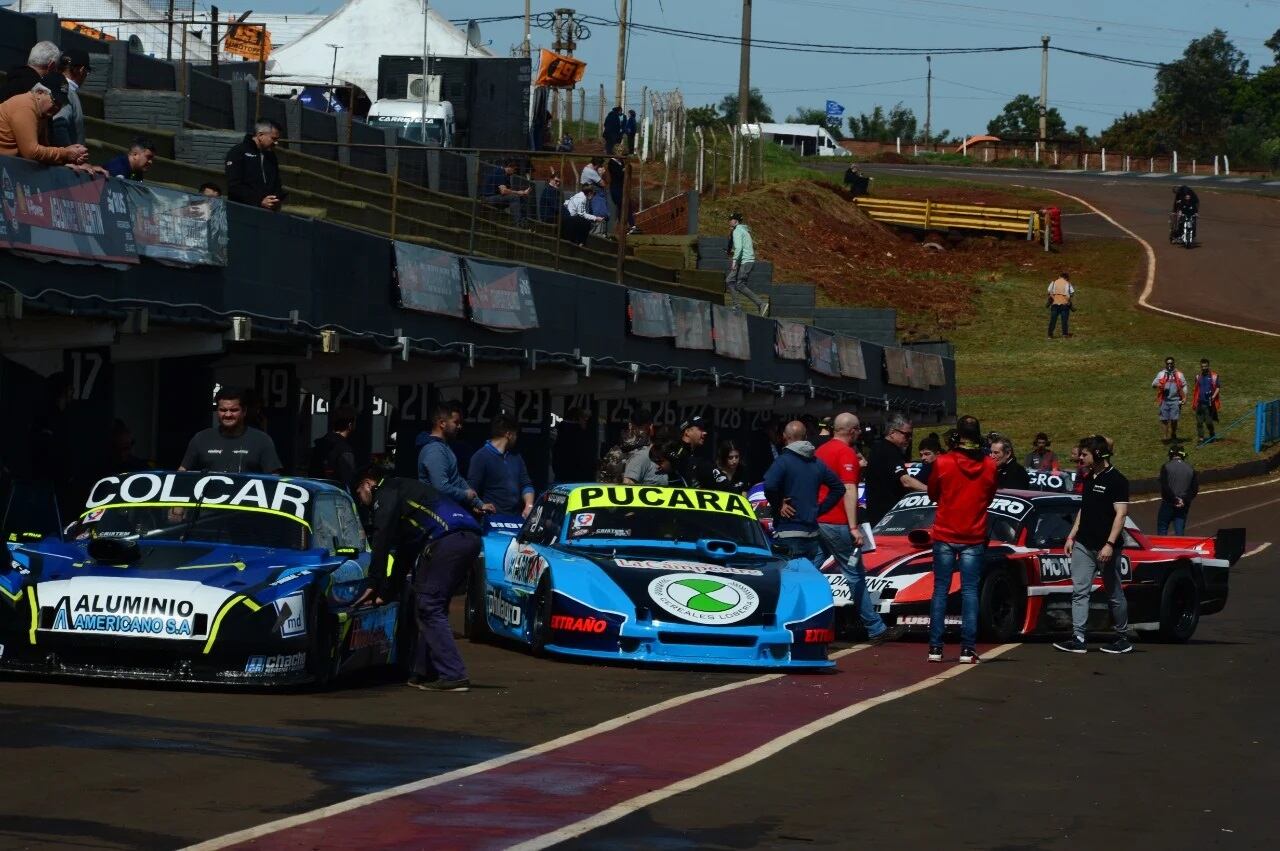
[
  {"x1": 742, "y1": 122, "x2": 849, "y2": 157},
  {"x1": 366, "y1": 99, "x2": 456, "y2": 147}
]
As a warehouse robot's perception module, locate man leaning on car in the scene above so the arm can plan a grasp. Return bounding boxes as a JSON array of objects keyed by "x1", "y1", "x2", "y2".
[{"x1": 1055, "y1": 435, "x2": 1132, "y2": 656}]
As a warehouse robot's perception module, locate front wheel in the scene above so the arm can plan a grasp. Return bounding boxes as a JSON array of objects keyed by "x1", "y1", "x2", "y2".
[
  {"x1": 978, "y1": 567, "x2": 1024, "y2": 642},
  {"x1": 306, "y1": 590, "x2": 339, "y2": 687},
  {"x1": 1157, "y1": 567, "x2": 1201, "y2": 642},
  {"x1": 462, "y1": 561, "x2": 492, "y2": 643},
  {"x1": 528, "y1": 574, "x2": 554, "y2": 655}
]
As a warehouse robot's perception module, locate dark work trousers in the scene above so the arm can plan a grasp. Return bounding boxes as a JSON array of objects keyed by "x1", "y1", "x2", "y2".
[
  {"x1": 1048, "y1": 304, "x2": 1071, "y2": 337},
  {"x1": 412, "y1": 529, "x2": 481, "y2": 681}
]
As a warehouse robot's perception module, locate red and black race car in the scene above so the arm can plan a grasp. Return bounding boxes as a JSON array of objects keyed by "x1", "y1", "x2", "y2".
[{"x1": 822, "y1": 490, "x2": 1245, "y2": 642}]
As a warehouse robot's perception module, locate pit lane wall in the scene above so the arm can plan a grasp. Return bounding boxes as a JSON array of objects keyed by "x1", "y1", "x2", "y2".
[{"x1": 0, "y1": 167, "x2": 955, "y2": 501}]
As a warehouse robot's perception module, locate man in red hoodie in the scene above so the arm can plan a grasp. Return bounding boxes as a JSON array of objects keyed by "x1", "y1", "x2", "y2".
[{"x1": 926, "y1": 415, "x2": 998, "y2": 664}]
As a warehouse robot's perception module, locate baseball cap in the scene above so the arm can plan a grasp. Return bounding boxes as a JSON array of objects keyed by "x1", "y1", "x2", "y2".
[
  {"x1": 679, "y1": 415, "x2": 707, "y2": 433},
  {"x1": 38, "y1": 72, "x2": 70, "y2": 110},
  {"x1": 62, "y1": 48, "x2": 94, "y2": 70},
  {"x1": 728, "y1": 211, "x2": 744, "y2": 221}
]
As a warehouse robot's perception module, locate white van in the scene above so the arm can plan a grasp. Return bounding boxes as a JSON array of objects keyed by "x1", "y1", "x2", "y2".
[
  {"x1": 367, "y1": 99, "x2": 456, "y2": 147},
  {"x1": 742, "y1": 122, "x2": 850, "y2": 157}
]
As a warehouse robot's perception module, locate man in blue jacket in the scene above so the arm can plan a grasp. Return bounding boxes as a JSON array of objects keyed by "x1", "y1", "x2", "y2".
[
  {"x1": 763, "y1": 420, "x2": 845, "y2": 567},
  {"x1": 467, "y1": 414, "x2": 536, "y2": 517},
  {"x1": 417, "y1": 402, "x2": 490, "y2": 514}
]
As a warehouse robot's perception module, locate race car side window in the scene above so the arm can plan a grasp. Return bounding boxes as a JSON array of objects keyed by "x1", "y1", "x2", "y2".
[
  {"x1": 334, "y1": 498, "x2": 367, "y2": 550},
  {"x1": 519, "y1": 495, "x2": 564, "y2": 546},
  {"x1": 312, "y1": 496, "x2": 343, "y2": 553},
  {"x1": 1031, "y1": 509, "x2": 1077, "y2": 549}
]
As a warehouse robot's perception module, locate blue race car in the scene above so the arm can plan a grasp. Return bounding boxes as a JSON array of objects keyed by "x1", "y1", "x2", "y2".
[
  {"x1": 464, "y1": 484, "x2": 836, "y2": 669},
  {"x1": 0, "y1": 471, "x2": 408, "y2": 687}
]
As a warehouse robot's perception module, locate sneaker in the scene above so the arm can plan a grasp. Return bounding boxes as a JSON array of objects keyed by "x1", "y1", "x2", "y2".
[
  {"x1": 406, "y1": 674, "x2": 435, "y2": 689},
  {"x1": 419, "y1": 677, "x2": 471, "y2": 692},
  {"x1": 1053, "y1": 636, "x2": 1088, "y2": 654},
  {"x1": 958, "y1": 647, "x2": 981, "y2": 664},
  {"x1": 927, "y1": 645, "x2": 944, "y2": 663},
  {"x1": 760, "y1": 300, "x2": 771, "y2": 318},
  {"x1": 1100, "y1": 637, "x2": 1133, "y2": 655},
  {"x1": 868, "y1": 624, "x2": 906, "y2": 645}
]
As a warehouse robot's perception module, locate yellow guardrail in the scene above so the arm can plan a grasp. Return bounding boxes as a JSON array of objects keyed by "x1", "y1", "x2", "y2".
[{"x1": 854, "y1": 197, "x2": 1041, "y2": 239}]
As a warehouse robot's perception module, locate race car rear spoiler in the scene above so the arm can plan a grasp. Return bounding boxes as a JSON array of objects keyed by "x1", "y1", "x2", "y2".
[{"x1": 1215, "y1": 528, "x2": 1246, "y2": 565}]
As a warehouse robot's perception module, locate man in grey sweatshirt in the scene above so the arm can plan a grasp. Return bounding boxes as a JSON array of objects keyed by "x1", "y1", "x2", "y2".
[
  {"x1": 1157, "y1": 445, "x2": 1197, "y2": 535},
  {"x1": 417, "y1": 402, "x2": 491, "y2": 514}
]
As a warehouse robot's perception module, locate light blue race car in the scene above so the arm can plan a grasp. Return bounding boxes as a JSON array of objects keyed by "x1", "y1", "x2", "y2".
[{"x1": 465, "y1": 484, "x2": 836, "y2": 669}]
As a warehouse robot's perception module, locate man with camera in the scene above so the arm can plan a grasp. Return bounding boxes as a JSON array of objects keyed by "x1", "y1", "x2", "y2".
[
  {"x1": 1046, "y1": 272, "x2": 1074, "y2": 339},
  {"x1": 1152, "y1": 357, "x2": 1188, "y2": 444}
]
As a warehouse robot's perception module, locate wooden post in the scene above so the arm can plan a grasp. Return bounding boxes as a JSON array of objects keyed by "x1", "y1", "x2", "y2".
[
  {"x1": 615, "y1": 159, "x2": 630, "y2": 285},
  {"x1": 553, "y1": 153, "x2": 564, "y2": 270}
]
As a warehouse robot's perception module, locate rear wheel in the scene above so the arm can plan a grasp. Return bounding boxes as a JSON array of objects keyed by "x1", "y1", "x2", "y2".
[
  {"x1": 978, "y1": 567, "x2": 1024, "y2": 642},
  {"x1": 462, "y1": 561, "x2": 492, "y2": 643},
  {"x1": 528, "y1": 575, "x2": 554, "y2": 655},
  {"x1": 1157, "y1": 567, "x2": 1200, "y2": 642}
]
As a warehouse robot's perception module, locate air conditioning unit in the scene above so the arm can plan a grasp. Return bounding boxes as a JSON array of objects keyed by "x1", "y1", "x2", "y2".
[{"x1": 406, "y1": 74, "x2": 442, "y2": 101}]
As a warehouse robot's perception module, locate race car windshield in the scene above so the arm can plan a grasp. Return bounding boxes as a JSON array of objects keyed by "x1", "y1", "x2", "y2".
[
  {"x1": 71, "y1": 504, "x2": 309, "y2": 550},
  {"x1": 874, "y1": 505, "x2": 1022, "y2": 544},
  {"x1": 565, "y1": 507, "x2": 769, "y2": 549}
]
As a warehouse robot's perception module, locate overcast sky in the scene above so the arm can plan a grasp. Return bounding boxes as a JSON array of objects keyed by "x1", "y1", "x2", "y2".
[{"x1": 250, "y1": 0, "x2": 1279, "y2": 136}]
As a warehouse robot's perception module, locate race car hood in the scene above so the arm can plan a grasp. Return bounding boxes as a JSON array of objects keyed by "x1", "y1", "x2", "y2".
[{"x1": 569, "y1": 546, "x2": 787, "y2": 628}]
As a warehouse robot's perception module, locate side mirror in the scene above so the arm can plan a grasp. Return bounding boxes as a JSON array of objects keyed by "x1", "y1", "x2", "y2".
[{"x1": 907, "y1": 528, "x2": 933, "y2": 550}]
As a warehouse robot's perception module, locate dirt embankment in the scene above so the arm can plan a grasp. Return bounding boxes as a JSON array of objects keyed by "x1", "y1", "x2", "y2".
[{"x1": 701, "y1": 180, "x2": 1054, "y2": 335}]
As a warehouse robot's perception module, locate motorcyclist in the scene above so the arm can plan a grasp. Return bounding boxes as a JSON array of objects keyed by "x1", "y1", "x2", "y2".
[{"x1": 1170, "y1": 185, "x2": 1199, "y2": 243}]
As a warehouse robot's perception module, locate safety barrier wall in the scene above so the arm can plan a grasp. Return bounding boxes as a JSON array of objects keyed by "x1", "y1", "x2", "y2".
[
  {"x1": 1255, "y1": 400, "x2": 1280, "y2": 453},
  {"x1": 853, "y1": 197, "x2": 1041, "y2": 238}
]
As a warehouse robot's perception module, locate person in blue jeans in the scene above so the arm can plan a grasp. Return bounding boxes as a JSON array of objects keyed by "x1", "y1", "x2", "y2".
[
  {"x1": 763, "y1": 420, "x2": 845, "y2": 569},
  {"x1": 925, "y1": 415, "x2": 997, "y2": 663}
]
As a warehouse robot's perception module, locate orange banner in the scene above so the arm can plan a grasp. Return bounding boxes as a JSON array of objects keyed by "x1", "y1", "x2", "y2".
[
  {"x1": 61, "y1": 20, "x2": 116, "y2": 41},
  {"x1": 224, "y1": 21, "x2": 272, "y2": 61},
  {"x1": 536, "y1": 48, "x2": 586, "y2": 88}
]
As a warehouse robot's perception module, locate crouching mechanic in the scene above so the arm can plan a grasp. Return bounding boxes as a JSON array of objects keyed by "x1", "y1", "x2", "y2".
[{"x1": 353, "y1": 467, "x2": 482, "y2": 692}]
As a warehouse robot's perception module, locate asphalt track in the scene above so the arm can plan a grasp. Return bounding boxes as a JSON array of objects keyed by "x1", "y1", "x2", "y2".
[{"x1": 4, "y1": 171, "x2": 1278, "y2": 850}]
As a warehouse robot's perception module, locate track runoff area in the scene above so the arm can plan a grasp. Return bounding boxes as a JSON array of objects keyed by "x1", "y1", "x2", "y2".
[{"x1": 0, "y1": 479, "x2": 1268, "y2": 850}]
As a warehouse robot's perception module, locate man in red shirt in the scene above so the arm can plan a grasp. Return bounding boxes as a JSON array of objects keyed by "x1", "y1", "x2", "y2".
[
  {"x1": 926, "y1": 414, "x2": 998, "y2": 664},
  {"x1": 817, "y1": 412, "x2": 897, "y2": 642}
]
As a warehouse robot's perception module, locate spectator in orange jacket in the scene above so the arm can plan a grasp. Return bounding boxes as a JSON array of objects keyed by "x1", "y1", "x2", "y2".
[
  {"x1": 1192, "y1": 358, "x2": 1221, "y2": 443},
  {"x1": 1151, "y1": 356, "x2": 1187, "y2": 444},
  {"x1": 0, "y1": 78, "x2": 90, "y2": 166}
]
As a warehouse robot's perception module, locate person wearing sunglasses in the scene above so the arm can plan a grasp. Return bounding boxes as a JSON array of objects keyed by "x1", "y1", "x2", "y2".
[{"x1": 863, "y1": 413, "x2": 927, "y2": 527}]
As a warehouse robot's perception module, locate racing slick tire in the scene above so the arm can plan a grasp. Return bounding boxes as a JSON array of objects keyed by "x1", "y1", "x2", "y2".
[
  {"x1": 1157, "y1": 566, "x2": 1201, "y2": 642},
  {"x1": 394, "y1": 578, "x2": 418, "y2": 672},
  {"x1": 305, "y1": 590, "x2": 339, "y2": 687},
  {"x1": 462, "y1": 561, "x2": 492, "y2": 643},
  {"x1": 528, "y1": 574, "x2": 554, "y2": 656},
  {"x1": 978, "y1": 566, "x2": 1024, "y2": 642}
]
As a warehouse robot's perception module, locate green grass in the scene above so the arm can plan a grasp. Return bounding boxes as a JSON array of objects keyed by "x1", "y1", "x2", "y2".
[{"x1": 950, "y1": 237, "x2": 1280, "y2": 477}]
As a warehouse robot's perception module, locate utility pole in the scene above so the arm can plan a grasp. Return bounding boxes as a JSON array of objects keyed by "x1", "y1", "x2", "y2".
[
  {"x1": 924, "y1": 54, "x2": 932, "y2": 147},
  {"x1": 166, "y1": 0, "x2": 175, "y2": 59},
  {"x1": 552, "y1": 9, "x2": 578, "y2": 126},
  {"x1": 614, "y1": 0, "x2": 629, "y2": 108},
  {"x1": 326, "y1": 43, "x2": 342, "y2": 113},
  {"x1": 421, "y1": 0, "x2": 430, "y2": 145},
  {"x1": 523, "y1": 0, "x2": 531, "y2": 58},
  {"x1": 737, "y1": 0, "x2": 752, "y2": 127},
  {"x1": 1039, "y1": 34, "x2": 1050, "y2": 144}
]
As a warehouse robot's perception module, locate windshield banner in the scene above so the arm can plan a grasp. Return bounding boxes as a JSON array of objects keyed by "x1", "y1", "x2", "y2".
[
  {"x1": 465, "y1": 260, "x2": 539, "y2": 331},
  {"x1": 0, "y1": 155, "x2": 138, "y2": 266},
  {"x1": 671, "y1": 296, "x2": 713, "y2": 350},
  {"x1": 83, "y1": 473, "x2": 311, "y2": 519},
  {"x1": 123, "y1": 182, "x2": 228, "y2": 267},
  {"x1": 395, "y1": 241, "x2": 465, "y2": 318},
  {"x1": 711, "y1": 305, "x2": 751, "y2": 360},
  {"x1": 568, "y1": 485, "x2": 754, "y2": 518},
  {"x1": 627, "y1": 289, "x2": 675, "y2": 338}
]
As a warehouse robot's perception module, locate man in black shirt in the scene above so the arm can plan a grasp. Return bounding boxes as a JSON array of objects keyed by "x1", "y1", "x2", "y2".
[
  {"x1": 990, "y1": 434, "x2": 1031, "y2": 490},
  {"x1": 180, "y1": 387, "x2": 283, "y2": 474},
  {"x1": 1055, "y1": 435, "x2": 1131, "y2": 655},
  {"x1": 225, "y1": 119, "x2": 285, "y2": 211},
  {"x1": 308, "y1": 405, "x2": 359, "y2": 492},
  {"x1": 669, "y1": 415, "x2": 714, "y2": 489},
  {"x1": 863, "y1": 413, "x2": 928, "y2": 526},
  {"x1": 481, "y1": 158, "x2": 530, "y2": 224}
]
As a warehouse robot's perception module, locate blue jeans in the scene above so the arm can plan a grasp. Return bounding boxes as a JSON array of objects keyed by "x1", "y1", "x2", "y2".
[
  {"x1": 412, "y1": 530, "x2": 481, "y2": 681},
  {"x1": 818, "y1": 523, "x2": 886, "y2": 638},
  {"x1": 775, "y1": 534, "x2": 824, "y2": 569},
  {"x1": 930, "y1": 541, "x2": 984, "y2": 648},
  {"x1": 1156, "y1": 501, "x2": 1188, "y2": 535},
  {"x1": 1048, "y1": 304, "x2": 1070, "y2": 337}
]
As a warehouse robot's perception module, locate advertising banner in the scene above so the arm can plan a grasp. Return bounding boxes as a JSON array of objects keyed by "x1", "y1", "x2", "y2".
[
  {"x1": 807, "y1": 326, "x2": 841, "y2": 377},
  {"x1": 774, "y1": 320, "x2": 806, "y2": 360},
  {"x1": 884, "y1": 347, "x2": 911, "y2": 387},
  {"x1": 711, "y1": 305, "x2": 751, "y2": 360},
  {"x1": 671, "y1": 296, "x2": 713, "y2": 350},
  {"x1": 837, "y1": 336, "x2": 867, "y2": 380},
  {"x1": 919, "y1": 352, "x2": 947, "y2": 387},
  {"x1": 465, "y1": 260, "x2": 539, "y2": 331},
  {"x1": 0, "y1": 156, "x2": 137, "y2": 265},
  {"x1": 627, "y1": 289, "x2": 675, "y2": 338},
  {"x1": 906, "y1": 350, "x2": 930, "y2": 389},
  {"x1": 395, "y1": 241, "x2": 465, "y2": 318},
  {"x1": 123, "y1": 182, "x2": 228, "y2": 267}
]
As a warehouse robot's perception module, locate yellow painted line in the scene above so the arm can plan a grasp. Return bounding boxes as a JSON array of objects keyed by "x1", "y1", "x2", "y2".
[
  {"x1": 202, "y1": 595, "x2": 246, "y2": 654},
  {"x1": 27, "y1": 588, "x2": 38, "y2": 644},
  {"x1": 175, "y1": 562, "x2": 248, "y2": 572},
  {"x1": 0, "y1": 586, "x2": 23, "y2": 602}
]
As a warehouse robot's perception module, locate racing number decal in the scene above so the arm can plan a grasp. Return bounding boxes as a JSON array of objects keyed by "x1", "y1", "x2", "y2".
[
  {"x1": 398, "y1": 384, "x2": 432, "y2": 423},
  {"x1": 67, "y1": 350, "x2": 104, "y2": 401},
  {"x1": 256, "y1": 365, "x2": 294, "y2": 411},
  {"x1": 511, "y1": 390, "x2": 547, "y2": 425},
  {"x1": 331, "y1": 376, "x2": 367, "y2": 412},
  {"x1": 464, "y1": 386, "x2": 499, "y2": 423}
]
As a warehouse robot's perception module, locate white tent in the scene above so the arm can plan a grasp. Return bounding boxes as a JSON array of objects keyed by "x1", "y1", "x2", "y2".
[{"x1": 265, "y1": 0, "x2": 492, "y2": 99}]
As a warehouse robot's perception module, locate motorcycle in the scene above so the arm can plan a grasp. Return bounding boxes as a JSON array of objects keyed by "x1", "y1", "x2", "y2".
[{"x1": 1177, "y1": 211, "x2": 1196, "y2": 248}]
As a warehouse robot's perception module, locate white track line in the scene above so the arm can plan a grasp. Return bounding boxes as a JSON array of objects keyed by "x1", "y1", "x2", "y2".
[
  {"x1": 1241, "y1": 542, "x2": 1272, "y2": 559},
  {"x1": 1041, "y1": 187, "x2": 1280, "y2": 338},
  {"x1": 1188, "y1": 495, "x2": 1280, "y2": 529},
  {"x1": 1131, "y1": 475, "x2": 1280, "y2": 504},
  {"x1": 186, "y1": 646, "x2": 872, "y2": 850},
  {"x1": 509, "y1": 642, "x2": 1021, "y2": 850}
]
